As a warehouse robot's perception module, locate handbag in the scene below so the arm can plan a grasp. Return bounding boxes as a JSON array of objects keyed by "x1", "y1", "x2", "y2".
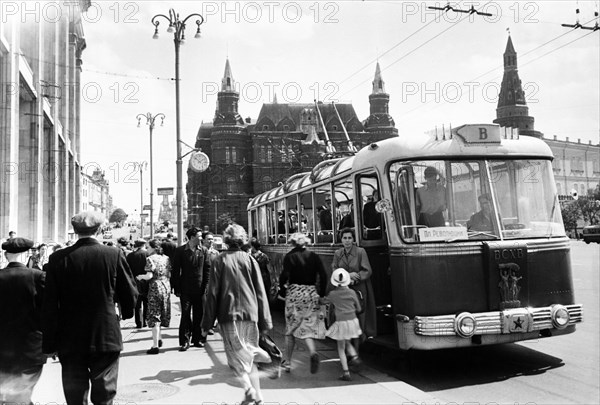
[
  {"x1": 352, "y1": 288, "x2": 365, "y2": 315},
  {"x1": 257, "y1": 334, "x2": 283, "y2": 379}
]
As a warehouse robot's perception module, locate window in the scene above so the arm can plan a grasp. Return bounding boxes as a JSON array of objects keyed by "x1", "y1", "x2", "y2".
[
  {"x1": 262, "y1": 176, "x2": 272, "y2": 193},
  {"x1": 267, "y1": 146, "x2": 273, "y2": 162},
  {"x1": 259, "y1": 146, "x2": 266, "y2": 163},
  {"x1": 334, "y1": 176, "x2": 354, "y2": 242},
  {"x1": 299, "y1": 192, "x2": 314, "y2": 239},
  {"x1": 390, "y1": 159, "x2": 564, "y2": 243},
  {"x1": 315, "y1": 184, "x2": 333, "y2": 242},
  {"x1": 358, "y1": 174, "x2": 383, "y2": 241},
  {"x1": 283, "y1": 125, "x2": 289, "y2": 131},
  {"x1": 225, "y1": 147, "x2": 231, "y2": 163},
  {"x1": 226, "y1": 176, "x2": 236, "y2": 193}
]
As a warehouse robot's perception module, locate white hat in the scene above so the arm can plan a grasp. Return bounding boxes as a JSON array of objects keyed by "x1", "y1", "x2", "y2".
[{"x1": 331, "y1": 268, "x2": 351, "y2": 287}]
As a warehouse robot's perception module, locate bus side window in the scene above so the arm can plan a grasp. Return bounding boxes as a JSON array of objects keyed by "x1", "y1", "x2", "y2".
[{"x1": 358, "y1": 174, "x2": 383, "y2": 241}]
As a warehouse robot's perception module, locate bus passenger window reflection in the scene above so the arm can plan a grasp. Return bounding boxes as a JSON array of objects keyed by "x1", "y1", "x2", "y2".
[{"x1": 416, "y1": 166, "x2": 446, "y2": 227}]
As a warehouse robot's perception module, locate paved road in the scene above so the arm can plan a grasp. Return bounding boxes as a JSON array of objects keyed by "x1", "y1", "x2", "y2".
[
  {"x1": 32, "y1": 299, "x2": 441, "y2": 404},
  {"x1": 360, "y1": 240, "x2": 600, "y2": 405}
]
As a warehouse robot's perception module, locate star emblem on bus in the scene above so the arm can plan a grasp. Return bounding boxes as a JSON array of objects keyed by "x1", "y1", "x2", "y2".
[{"x1": 513, "y1": 317, "x2": 524, "y2": 329}]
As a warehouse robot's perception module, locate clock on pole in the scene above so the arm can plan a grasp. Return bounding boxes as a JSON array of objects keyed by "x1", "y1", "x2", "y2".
[{"x1": 189, "y1": 151, "x2": 210, "y2": 172}]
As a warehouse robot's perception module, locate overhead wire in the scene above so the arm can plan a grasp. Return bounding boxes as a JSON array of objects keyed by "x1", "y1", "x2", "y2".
[
  {"x1": 338, "y1": 2, "x2": 482, "y2": 99},
  {"x1": 400, "y1": 17, "x2": 599, "y2": 118}
]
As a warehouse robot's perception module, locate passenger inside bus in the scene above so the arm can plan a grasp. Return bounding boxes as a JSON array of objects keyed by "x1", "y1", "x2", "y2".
[
  {"x1": 339, "y1": 203, "x2": 354, "y2": 229},
  {"x1": 416, "y1": 166, "x2": 447, "y2": 227},
  {"x1": 467, "y1": 194, "x2": 494, "y2": 232},
  {"x1": 363, "y1": 190, "x2": 381, "y2": 229},
  {"x1": 318, "y1": 198, "x2": 333, "y2": 231}
]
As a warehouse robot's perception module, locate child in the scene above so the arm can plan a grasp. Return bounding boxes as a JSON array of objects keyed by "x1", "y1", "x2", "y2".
[{"x1": 325, "y1": 268, "x2": 363, "y2": 381}]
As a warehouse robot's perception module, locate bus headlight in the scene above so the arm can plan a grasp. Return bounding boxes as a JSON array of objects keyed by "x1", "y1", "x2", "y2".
[
  {"x1": 455, "y1": 312, "x2": 477, "y2": 337},
  {"x1": 551, "y1": 305, "x2": 570, "y2": 329}
]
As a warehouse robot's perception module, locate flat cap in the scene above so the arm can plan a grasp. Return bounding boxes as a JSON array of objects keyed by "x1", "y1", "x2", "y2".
[
  {"x1": 71, "y1": 211, "x2": 106, "y2": 234},
  {"x1": 134, "y1": 238, "x2": 147, "y2": 248},
  {"x1": 2, "y1": 237, "x2": 34, "y2": 253}
]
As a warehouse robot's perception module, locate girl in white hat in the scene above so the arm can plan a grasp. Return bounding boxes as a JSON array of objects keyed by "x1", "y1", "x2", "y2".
[{"x1": 325, "y1": 268, "x2": 363, "y2": 381}]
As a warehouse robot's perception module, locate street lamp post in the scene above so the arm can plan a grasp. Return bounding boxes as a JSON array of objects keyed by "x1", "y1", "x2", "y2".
[
  {"x1": 138, "y1": 161, "x2": 147, "y2": 238},
  {"x1": 151, "y1": 9, "x2": 204, "y2": 246},
  {"x1": 137, "y1": 112, "x2": 165, "y2": 239}
]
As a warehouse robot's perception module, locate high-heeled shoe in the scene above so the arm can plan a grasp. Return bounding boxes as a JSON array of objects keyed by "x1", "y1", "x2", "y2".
[
  {"x1": 158, "y1": 339, "x2": 163, "y2": 348},
  {"x1": 146, "y1": 347, "x2": 159, "y2": 355},
  {"x1": 240, "y1": 387, "x2": 258, "y2": 405}
]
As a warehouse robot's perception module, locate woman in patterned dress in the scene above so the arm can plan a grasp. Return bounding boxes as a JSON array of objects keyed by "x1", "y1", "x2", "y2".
[
  {"x1": 280, "y1": 232, "x2": 328, "y2": 374},
  {"x1": 137, "y1": 238, "x2": 172, "y2": 354}
]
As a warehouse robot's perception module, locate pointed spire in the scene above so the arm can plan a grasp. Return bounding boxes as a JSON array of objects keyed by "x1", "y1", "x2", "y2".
[
  {"x1": 371, "y1": 62, "x2": 386, "y2": 95},
  {"x1": 221, "y1": 58, "x2": 235, "y2": 91},
  {"x1": 503, "y1": 35, "x2": 517, "y2": 69},
  {"x1": 273, "y1": 92, "x2": 278, "y2": 104}
]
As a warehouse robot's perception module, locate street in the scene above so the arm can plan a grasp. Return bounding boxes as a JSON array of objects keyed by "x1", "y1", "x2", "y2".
[
  {"x1": 361, "y1": 240, "x2": 600, "y2": 404},
  {"x1": 30, "y1": 240, "x2": 598, "y2": 404}
]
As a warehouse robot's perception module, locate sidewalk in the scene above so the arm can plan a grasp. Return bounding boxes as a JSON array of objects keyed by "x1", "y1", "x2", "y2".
[{"x1": 32, "y1": 298, "x2": 441, "y2": 404}]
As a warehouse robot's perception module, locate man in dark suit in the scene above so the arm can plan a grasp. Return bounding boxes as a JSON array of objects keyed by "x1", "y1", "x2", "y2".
[
  {"x1": 171, "y1": 227, "x2": 211, "y2": 351},
  {"x1": 0, "y1": 237, "x2": 46, "y2": 404},
  {"x1": 127, "y1": 238, "x2": 149, "y2": 328},
  {"x1": 42, "y1": 211, "x2": 138, "y2": 405}
]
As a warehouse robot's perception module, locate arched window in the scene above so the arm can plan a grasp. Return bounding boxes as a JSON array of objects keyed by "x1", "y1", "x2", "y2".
[
  {"x1": 227, "y1": 176, "x2": 236, "y2": 194},
  {"x1": 262, "y1": 176, "x2": 272, "y2": 192},
  {"x1": 259, "y1": 146, "x2": 266, "y2": 163}
]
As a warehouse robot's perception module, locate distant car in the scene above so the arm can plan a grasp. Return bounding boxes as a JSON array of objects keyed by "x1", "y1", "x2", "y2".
[
  {"x1": 213, "y1": 236, "x2": 224, "y2": 250},
  {"x1": 582, "y1": 225, "x2": 600, "y2": 244}
]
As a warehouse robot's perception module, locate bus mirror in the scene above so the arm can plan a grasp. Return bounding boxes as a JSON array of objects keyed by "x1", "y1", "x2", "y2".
[{"x1": 375, "y1": 199, "x2": 392, "y2": 214}]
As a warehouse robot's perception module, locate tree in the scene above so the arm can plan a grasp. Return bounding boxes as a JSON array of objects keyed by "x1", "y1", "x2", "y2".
[
  {"x1": 580, "y1": 185, "x2": 600, "y2": 225},
  {"x1": 217, "y1": 212, "x2": 236, "y2": 233},
  {"x1": 109, "y1": 208, "x2": 128, "y2": 226},
  {"x1": 560, "y1": 201, "x2": 580, "y2": 235}
]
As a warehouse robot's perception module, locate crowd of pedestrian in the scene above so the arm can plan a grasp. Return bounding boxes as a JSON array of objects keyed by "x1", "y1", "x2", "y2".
[{"x1": 0, "y1": 211, "x2": 374, "y2": 405}]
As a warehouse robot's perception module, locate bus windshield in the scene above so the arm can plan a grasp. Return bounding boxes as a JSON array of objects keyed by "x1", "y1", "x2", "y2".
[{"x1": 390, "y1": 159, "x2": 565, "y2": 242}]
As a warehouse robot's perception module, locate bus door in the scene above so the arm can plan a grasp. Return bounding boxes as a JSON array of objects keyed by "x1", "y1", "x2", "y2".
[{"x1": 356, "y1": 173, "x2": 393, "y2": 336}]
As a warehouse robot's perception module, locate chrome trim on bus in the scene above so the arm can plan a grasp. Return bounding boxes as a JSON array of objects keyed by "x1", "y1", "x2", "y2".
[
  {"x1": 525, "y1": 238, "x2": 571, "y2": 253},
  {"x1": 389, "y1": 245, "x2": 481, "y2": 257},
  {"x1": 414, "y1": 304, "x2": 583, "y2": 336},
  {"x1": 389, "y1": 238, "x2": 570, "y2": 257}
]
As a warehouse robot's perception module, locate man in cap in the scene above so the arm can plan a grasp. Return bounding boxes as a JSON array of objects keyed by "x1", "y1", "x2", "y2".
[
  {"x1": 42, "y1": 211, "x2": 138, "y2": 404},
  {"x1": 127, "y1": 238, "x2": 149, "y2": 328},
  {"x1": 0, "y1": 237, "x2": 46, "y2": 404},
  {"x1": 171, "y1": 226, "x2": 211, "y2": 351}
]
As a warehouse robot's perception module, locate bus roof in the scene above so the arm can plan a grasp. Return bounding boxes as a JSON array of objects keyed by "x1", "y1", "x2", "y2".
[
  {"x1": 248, "y1": 125, "x2": 554, "y2": 209},
  {"x1": 353, "y1": 125, "x2": 553, "y2": 171}
]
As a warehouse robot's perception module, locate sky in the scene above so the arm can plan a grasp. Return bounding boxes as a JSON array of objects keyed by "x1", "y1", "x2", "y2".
[{"x1": 71, "y1": 0, "x2": 600, "y2": 217}]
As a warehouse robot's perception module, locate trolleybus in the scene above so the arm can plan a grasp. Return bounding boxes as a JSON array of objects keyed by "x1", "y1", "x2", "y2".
[{"x1": 247, "y1": 124, "x2": 583, "y2": 350}]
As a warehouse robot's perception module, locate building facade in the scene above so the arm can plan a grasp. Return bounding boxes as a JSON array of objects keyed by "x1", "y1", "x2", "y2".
[
  {"x1": 80, "y1": 168, "x2": 111, "y2": 215},
  {"x1": 0, "y1": 1, "x2": 90, "y2": 243},
  {"x1": 494, "y1": 36, "x2": 599, "y2": 198},
  {"x1": 188, "y1": 60, "x2": 398, "y2": 232}
]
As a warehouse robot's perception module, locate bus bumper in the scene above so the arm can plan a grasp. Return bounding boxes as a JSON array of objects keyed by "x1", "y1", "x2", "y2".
[{"x1": 396, "y1": 304, "x2": 583, "y2": 350}]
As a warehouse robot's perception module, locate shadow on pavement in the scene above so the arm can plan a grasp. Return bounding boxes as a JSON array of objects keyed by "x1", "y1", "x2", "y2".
[{"x1": 359, "y1": 340, "x2": 564, "y2": 392}]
